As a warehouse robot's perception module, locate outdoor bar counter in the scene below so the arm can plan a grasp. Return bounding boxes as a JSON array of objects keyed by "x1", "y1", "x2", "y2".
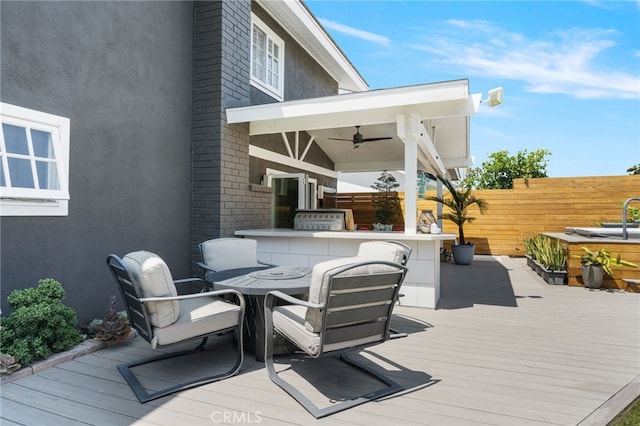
[{"x1": 235, "y1": 229, "x2": 456, "y2": 309}]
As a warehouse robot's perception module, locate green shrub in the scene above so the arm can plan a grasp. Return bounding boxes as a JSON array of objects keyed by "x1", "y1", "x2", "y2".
[{"x1": 0, "y1": 278, "x2": 82, "y2": 365}]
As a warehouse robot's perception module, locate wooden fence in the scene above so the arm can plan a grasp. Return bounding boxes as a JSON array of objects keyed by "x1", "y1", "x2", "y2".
[
  {"x1": 338, "y1": 175, "x2": 640, "y2": 290},
  {"x1": 338, "y1": 175, "x2": 639, "y2": 255}
]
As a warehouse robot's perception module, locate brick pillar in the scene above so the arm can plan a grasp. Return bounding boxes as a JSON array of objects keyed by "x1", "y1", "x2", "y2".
[{"x1": 191, "y1": 0, "x2": 253, "y2": 274}]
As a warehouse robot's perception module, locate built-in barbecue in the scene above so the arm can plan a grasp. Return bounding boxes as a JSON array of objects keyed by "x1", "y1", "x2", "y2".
[{"x1": 293, "y1": 209, "x2": 355, "y2": 231}]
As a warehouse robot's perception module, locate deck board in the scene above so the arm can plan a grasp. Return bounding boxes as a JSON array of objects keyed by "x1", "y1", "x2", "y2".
[{"x1": 1, "y1": 256, "x2": 638, "y2": 425}]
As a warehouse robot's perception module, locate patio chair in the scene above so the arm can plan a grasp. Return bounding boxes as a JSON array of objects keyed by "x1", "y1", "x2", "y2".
[
  {"x1": 357, "y1": 240, "x2": 412, "y2": 338},
  {"x1": 106, "y1": 251, "x2": 245, "y2": 403},
  {"x1": 264, "y1": 258, "x2": 408, "y2": 418},
  {"x1": 198, "y1": 237, "x2": 273, "y2": 282},
  {"x1": 357, "y1": 240, "x2": 412, "y2": 266}
]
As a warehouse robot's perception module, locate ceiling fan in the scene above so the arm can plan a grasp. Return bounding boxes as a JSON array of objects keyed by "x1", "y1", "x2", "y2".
[{"x1": 328, "y1": 126, "x2": 392, "y2": 148}]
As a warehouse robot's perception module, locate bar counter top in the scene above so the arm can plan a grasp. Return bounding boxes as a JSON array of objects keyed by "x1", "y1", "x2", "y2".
[{"x1": 235, "y1": 228, "x2": 456, "y2": 241}]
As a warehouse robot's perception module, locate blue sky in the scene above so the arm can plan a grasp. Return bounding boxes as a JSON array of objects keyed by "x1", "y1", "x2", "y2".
[{"x1": 305, "y1": 0, "x2": 640, "y2": 178}]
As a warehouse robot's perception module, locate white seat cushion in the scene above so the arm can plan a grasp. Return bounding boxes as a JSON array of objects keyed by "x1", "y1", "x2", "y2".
[
  {"x1": 153, "y1": 296, "x2": 242, "y2": 347},
  {"x1": 201, "y1": 238, "x2": 259, "y2": 271},
  {"x1": 273, "y1": 305, "x2": 321, "y2": 356},
  {"x1": 123, "y1": 251, "x2": 179, "y2": 328}
]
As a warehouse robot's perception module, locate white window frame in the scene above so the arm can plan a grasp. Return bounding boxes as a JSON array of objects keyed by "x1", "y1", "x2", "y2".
[
  {"x1": 250, "y1": 13, "x2": 285, "y2": 101},
  {"x1": 0, "y1": 103, "x2": 70, "y2": 216}
]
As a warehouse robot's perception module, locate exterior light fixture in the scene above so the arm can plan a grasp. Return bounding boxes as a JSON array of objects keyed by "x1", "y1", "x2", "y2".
[{"x1": 482, "y1": 87, "x2": 503, "y2": 107}]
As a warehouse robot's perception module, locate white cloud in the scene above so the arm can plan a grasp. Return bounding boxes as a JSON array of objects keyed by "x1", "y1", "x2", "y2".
[
  {"x1": 412, "y1": 20, "x2": 640, "y2": 100},
  {"x1": 319, "y1": 18, "x2": 390, "y2": 46}
]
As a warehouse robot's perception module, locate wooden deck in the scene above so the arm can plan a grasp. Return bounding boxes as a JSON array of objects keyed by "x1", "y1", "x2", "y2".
[{"x1": 2, "y1": 256, "x2": 639, "y2": 425}]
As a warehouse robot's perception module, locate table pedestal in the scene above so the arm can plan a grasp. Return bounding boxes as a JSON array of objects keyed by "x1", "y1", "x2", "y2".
[{"x1": 209, "y1": 266, "x2": 311, "y2": 361}]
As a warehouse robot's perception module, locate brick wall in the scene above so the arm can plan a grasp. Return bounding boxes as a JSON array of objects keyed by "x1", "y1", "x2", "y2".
[{"x1": 191, "y1": 0, "x2": 271, "y2": 275}]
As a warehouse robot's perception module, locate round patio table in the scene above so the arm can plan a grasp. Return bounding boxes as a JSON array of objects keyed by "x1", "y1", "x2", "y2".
[{"x1": 210, "y1": 265, "x2": 312, "y2": 361}]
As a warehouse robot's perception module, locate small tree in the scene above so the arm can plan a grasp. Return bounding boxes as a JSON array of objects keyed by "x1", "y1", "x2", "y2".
[
  {"x1": 627, "y1": 164, "x2": 640, "y2": 175},
  {"x1": 462, "y1": 149, "x2": 551, "y2": 189},
  {"x1": 371, "y1": 171, "x2": 402, "y2": 225}
]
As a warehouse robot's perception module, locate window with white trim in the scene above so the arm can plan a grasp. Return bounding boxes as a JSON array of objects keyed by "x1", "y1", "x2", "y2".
[
  {"x1": 251, "y1": 14, "x2": 284, "y2": 101},
  {"x1": 0, "y1": 103, "x2": 70, "y2": 216}
]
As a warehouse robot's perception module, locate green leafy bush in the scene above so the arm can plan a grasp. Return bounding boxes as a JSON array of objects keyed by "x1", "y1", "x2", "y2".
[{"x1": 0, "y1": 278, "x2": 82, "y2": 365}]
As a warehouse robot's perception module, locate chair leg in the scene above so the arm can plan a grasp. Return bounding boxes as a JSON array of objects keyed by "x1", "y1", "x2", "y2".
[
  {"x1": 120, "y1": 330, "x2": 243, "y2": 403},
  {"x1": 265, "y1": 349, "x2": 403, "y2": 418}
]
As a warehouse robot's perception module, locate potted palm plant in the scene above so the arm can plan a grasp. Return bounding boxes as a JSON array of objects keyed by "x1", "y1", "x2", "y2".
[
  {"x1": 574, "y1": 247, "x2": 638, "y2": 288},
  {"x1": 427, "y1": 175, "x2": 488, "y2": 265}
]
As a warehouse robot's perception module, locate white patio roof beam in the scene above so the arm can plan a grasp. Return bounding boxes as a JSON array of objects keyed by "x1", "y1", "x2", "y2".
[{"x1": 226, "y1": 80, "x2": 480, "y2": 135}]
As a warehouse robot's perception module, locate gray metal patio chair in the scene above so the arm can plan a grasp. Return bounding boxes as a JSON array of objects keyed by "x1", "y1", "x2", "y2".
[
  {"x1": 264, "y1": 258, "x2": 408, "y2": 418},
  {"x1": 106, "y1": 250, "x2": 245, "y2": 403},
  {"x1": 198, "y1": 237, "x2": 273, "y2": 281},
  {"x1": 357, "y1": 240, "x2": 412, "y2": 338}
]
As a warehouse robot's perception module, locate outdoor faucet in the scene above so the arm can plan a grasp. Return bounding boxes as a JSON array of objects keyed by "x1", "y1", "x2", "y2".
[{"x1": 622, "y1": 197, "x2": 640, "y2": 240}]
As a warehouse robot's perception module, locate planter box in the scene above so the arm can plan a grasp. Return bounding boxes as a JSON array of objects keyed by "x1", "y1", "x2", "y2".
[
  {"x1": 542, "y1": 268, "x2": 567, "y2": 285},
  {"x1": 601, "y1": 222, "x2": 639, "y2": 228},
  {"x1": 525, "y1": 254, "x2": 535, "y2": 269},
  {"x1": 533, "y1": 259, "x2": 544, "y2": 277}
]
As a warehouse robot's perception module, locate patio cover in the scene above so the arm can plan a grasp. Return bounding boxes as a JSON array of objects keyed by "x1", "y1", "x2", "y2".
[{"x1": 226, "y1": 79, "x2": 482, "y2": 234}]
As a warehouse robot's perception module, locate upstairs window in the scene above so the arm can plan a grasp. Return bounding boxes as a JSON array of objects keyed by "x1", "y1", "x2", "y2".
[
  {"x1": 1, "y1": 103, "x2": 70, "y2": 216},
  {"x1": 251, "y1": 14, "x2": 284, "y2": 101}
]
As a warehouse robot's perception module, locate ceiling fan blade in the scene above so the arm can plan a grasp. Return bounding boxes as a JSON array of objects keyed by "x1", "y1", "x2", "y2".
[
  {"x1": 328, "y1": 125, "x2": 392, "y2": 145},
  {"x1": 361, "y1": 137, "x2": 392, "y2": 142}
]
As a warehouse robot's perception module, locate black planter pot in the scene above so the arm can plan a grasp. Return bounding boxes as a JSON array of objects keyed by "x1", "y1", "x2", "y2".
[{"x1": 452, "y1": 243, "x2": 475, "y2": 265}]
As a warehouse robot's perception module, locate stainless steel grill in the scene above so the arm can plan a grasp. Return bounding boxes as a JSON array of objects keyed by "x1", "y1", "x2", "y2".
[{"x1": 293, "y1": 209, "x2": 353, "y2": 231}]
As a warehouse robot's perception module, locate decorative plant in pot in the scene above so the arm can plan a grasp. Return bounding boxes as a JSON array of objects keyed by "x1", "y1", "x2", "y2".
[
  {"x1": 370, "y1": 171, "x2": 402, "y2": 231},
  {"x1": 574, "y1": 247, "x2": 638, "y2": 289},
  {"x1": 427, "y1": 175, "x2": 488, "y2": 265}
]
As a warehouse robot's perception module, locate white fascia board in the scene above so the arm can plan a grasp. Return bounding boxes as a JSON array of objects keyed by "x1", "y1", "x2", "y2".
[
  {"x1": 227, "y1": 81, "x2": 479, "y2": 135},
  {"x1": 249, "y1": 145, "x2": 338, "y2": 178},
  {"x1": 441, "y1": 156, "x2": 474, "y2": 168},
  {"x1": 257, "y1": 0, "x2": 367, "y2": 92}
]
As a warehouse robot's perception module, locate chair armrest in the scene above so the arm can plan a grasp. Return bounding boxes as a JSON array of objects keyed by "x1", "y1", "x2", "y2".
[
  {"x1": 200, "y1": 261, "x2": 274, "y2": 270},
  {"x1": 174, "y1": 277, "x2": 207, "y2": 292},
  {"x1": 196, "y1": 262, "x2": 217, "y2": 272},
  {"x1": 140, "y1": 288, "x2": 245, "y2": 309},
  {"x1": 264, "y1": 290, "x2": 322, "y2": 310},
  {"x1": 174, "y1": 277, "x2": 205, "y2": 285}
]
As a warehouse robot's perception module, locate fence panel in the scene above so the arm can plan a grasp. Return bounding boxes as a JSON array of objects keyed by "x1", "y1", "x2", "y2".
[{"x1": 338, "y1": 175, "x2": 640, "y2": 256}]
